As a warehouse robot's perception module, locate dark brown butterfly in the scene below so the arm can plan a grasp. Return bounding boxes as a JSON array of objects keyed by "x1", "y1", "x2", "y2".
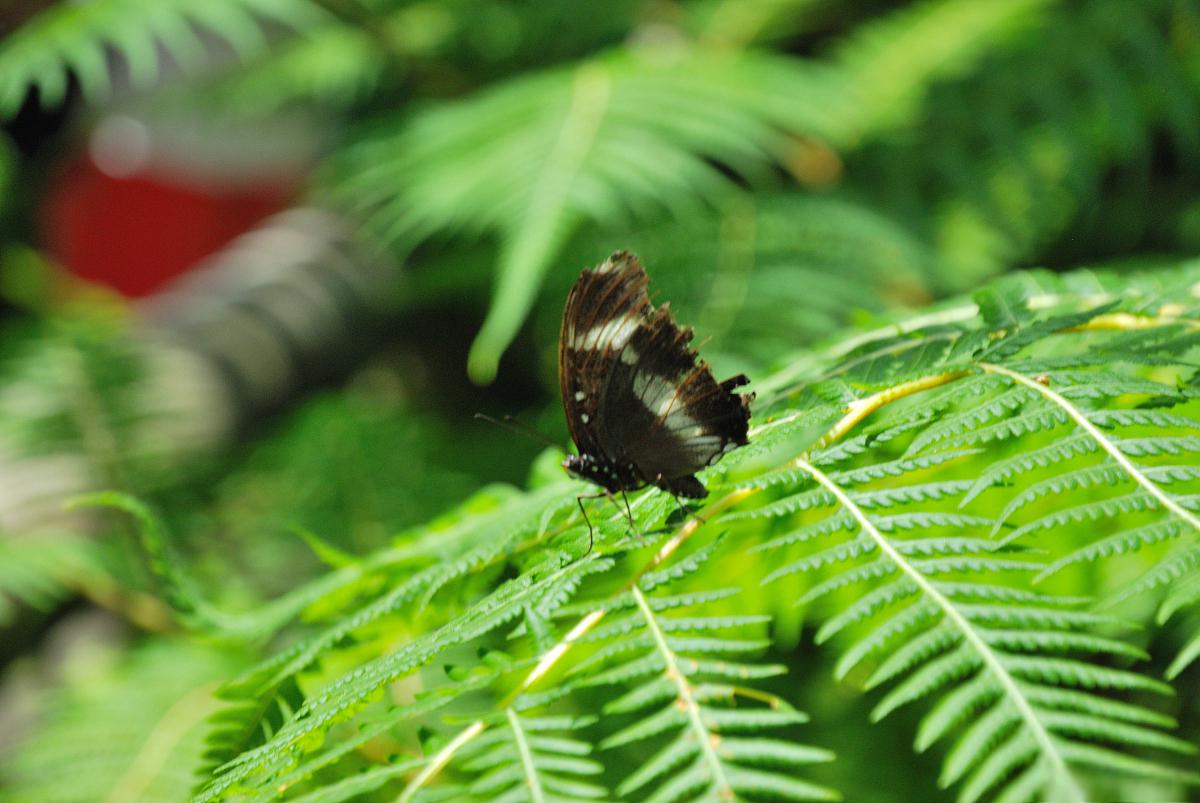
[{"x1": 559, "y1": 252, "x2": 753, "y2": 518}]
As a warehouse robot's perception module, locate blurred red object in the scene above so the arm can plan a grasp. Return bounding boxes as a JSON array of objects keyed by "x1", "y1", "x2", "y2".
[{"x1": 41, "y1": 115, "x2": 304, "y2": 298}]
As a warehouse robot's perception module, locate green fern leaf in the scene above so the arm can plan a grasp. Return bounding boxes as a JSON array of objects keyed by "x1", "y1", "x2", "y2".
[
  {"x1": 3, "y1": 641, "x2": 241, "y2": 802},
  {"x1": 762, "y1": 456, "x2": 1191, "y2": 802},
  {"x1": 332, "y1": 48, "x2": 851, "y2": 383},
  {"x1": 906, "y1": 387, "x2": 1035, "y2": 454},
  {"x1": 963, "y1": 433, "x2": 1098, "y2": 504},
  {"x1": 0, "y1": 0, "x2": 329, "y2": 114},
  {"x1": 1166, "y1": 626, "x2": 1200, "y2": 679},
  {"x1": 0, "y1": 534, "x2": 92, "y2": 624}
]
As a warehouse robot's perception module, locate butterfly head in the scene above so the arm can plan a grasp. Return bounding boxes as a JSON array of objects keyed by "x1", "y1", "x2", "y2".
[
  {"x1": 562, "y1": 452, "x2": 595, "y2": 480},
  {"x1": 563, "y1": 452, "x2": 622, "y2": 492}
]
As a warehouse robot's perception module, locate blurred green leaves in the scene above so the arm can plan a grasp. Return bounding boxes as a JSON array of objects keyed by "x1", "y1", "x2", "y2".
[
  {"x1": 0, "y1": 0, "x2": 331, "y2": 115},
  {"x1": 2, "y1": 639, "x2": 244, "y2": 802},
  {"x1": 190, "y1": 259, "x2": 1200, "y2": 802},
  {"x1": 331, "y1": 47, "x2": 849, "y2": 382},
  {"x1": 2, "y1": 1, "x2": 1200, "y2": 801},
  {"x1": 330, "y1": 0, "x2": 1059, "y2": 382},
  {"x1": 1, "y1": 0, "x2": 1187, "y2": 381}
]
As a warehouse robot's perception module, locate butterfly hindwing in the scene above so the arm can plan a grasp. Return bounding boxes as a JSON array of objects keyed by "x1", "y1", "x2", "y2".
[{"x1": 606, "y1": 307, "x2": 751, "y2": 495}]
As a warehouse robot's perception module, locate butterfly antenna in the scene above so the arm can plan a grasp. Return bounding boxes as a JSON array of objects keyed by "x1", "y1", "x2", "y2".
[{"x1": 473, "y1": 413, "x2": 558, "y2": 448}]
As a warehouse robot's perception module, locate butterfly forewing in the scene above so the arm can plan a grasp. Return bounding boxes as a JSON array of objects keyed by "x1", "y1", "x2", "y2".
[
  {"x1": 558, "y1": 251, "x2": 753, "y2": 497},
  {"x1": 558, "y1": 253, "x2": 651, "y2": 462}
]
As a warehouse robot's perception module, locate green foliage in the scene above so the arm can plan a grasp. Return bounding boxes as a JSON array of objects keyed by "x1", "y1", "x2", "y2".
[
  {"x1": 4, "y1": 0, "x2": 1193, "y2": 381},
  {"x1": 567, "y1": 579, "x2": 835, "y2": 801},
  {"x1": 328, "y1": 0, "x2": 1057, "y2": 382},
  {"x1": 851, "y1": 0, "x2": 1200, "y2": 283},
  {"x1": 537, "y1": 192, "x2": 939, "y2": 370},
  {"x1": 433, "y1": 712, "x2": 605, "y2": 803},
  {"x1": 0, "y1": 534, "x2": 93, "y2": 625},
  {"x1": 1, "y1": 639, "x2": 244, "y2": 802},
  {"x1": 0, "y1": 0, "x2": 329, "y2": 114},
  {"x1": 330, "y1": 48, "x2": 850, "y2": 383},
  {"x1": 166, "y1": 259, "x2": 1200, "y2": 802},
  {"x1": 4, "y1": 1, "x2": 1200, "y2": 801},
  {"x1": 750, "y1": 457, "x2": 1190, "y2": 803},
  {"x1": 1, "y1": 0, "x2": 1057, "y2": 381}
]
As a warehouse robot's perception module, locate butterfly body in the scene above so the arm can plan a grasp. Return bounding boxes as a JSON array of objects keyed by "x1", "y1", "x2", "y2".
[{"x1": 558, "y1": 251, "x2": 753, "y2": 501}]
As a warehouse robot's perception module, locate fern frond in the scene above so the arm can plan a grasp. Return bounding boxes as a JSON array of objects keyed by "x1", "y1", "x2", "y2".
[
  {"x1": 222, "y1": 661, "x2": 517, "y2": 802},
  {"x1": 2, "y1": 640, "x2": 240, "y2": 802},
  {"x1": 440, "y1": 712, "x2": 605, "y2": 802},
  {"x1": 1041, "y1": 370, "x2": 1181, "y2": 400},
  {"x1": 853, "y1": 479, "x2": 975, "y2": 508},
  {"x1": 183, "y1": 261, "x2": 1200, "y2": 801},
  {"x1": 834, "y1": 0, "x2": 1057, "y2": 132},
  {"x1": 0, "y1": 0, "x2": 329, "y2": 114},
  {"x1": 763, "y1": 457, "x2": 1194, "y2": 802},
  {"x1": 332, "y1": 48, "x2": 848, "y2": 383},
  {"x1": 0, "y1": 534, "x2": 92, "y2": 623},
  {"x1": 584, "y1": 584, "x2": 837, "y2": 802},
  {"x1": 1166, "y1": 626, "x2": 1200, "y2": 680},
  {"x1": 1037, "y1": 520, "x2": 1189, "y2": 578},
  {"x1": 1000, "y1": 492, "x2": 1172, "y2": 546},
  {"x1": 275, "y1": 759, "x2": 422, "y2": 803},
  {"x1": 388, "y1": 545, "x2": 837, "y2": 803},
  {"x1": 963, "y1": 433, "x2": 1098, "y2": 504},
  {"x1": 969, "y1": 364, "x2": 1200, "y2": 672},
  {"x1": 1107, "y1": 546, "x2": 1200, "y2": 609},
  {"x1": 214, "y1": 482, "x2": 577, "y2": 698},
  {"x1": 199, "y1": 552, "x2": 616, "y2": 799},
  {"x1": 193, "y1": 24, "x2": 384, "y2": 115},
  {"x1": 326, "y1": 0, "x2": 1060, "y2": 383},
  {"x1": 905, "y1": 386, "x2": 1035, "y2": 454},
  {"x1": 920, "y1": 403, "x2": 1069, "y2": 453},
  {"x1": 995, "y1": 464, "x2": 1139, "y2": 527}
]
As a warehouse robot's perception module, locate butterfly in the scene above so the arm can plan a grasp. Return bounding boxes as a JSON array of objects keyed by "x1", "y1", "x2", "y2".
[{"x1": 559, "y1": 251, "x2": 753, "y2": 540}]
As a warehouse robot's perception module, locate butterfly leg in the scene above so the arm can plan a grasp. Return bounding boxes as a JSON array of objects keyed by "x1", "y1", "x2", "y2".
[
  {"x1": 598, "y1": 491, "x2": 640, "y2": 541},
  {"x1": 619, "y1": 490, "x2": 641, "y2": 539},
  {"x1": 575, "y1": 492, "x2": 608, "y2": 558},
  {"x1": 668, "y1": 493, "x2": 708, "y2": 525}
]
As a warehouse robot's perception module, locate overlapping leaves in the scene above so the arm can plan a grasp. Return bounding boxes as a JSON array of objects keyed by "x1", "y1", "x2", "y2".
[{"x1": 184, "y1": 261, "x2": 1200, "y2": 802}]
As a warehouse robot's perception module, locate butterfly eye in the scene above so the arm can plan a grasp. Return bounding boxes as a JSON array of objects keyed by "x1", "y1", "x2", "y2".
[{"x1": 562, "y1": 455, "x2": 583, "y2": 478}]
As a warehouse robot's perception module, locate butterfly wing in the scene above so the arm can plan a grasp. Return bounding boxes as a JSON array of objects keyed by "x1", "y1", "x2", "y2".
[
  {"x1": 601, "y1": 304, "x2": 753, "y2": 497},
  {"x1": 559, "y1": 251, "x2": 652, "y2": 465},
  {"x1": 560, "y1": 251, "x2": 752, "y2": 497}
]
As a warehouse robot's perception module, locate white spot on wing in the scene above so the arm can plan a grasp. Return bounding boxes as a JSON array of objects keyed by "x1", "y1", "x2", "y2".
[
  {"x1": 620, "y1": 346, "x2": 639, "y2": 365},
  {"x1": 632, "y1": 372, "x2": 711, "y2": 444},
  {"x1": 609, "y1": 318, "x2": 641, "y2": 349},
  {"x1": 574, "y1": 391, "x2": 586, "y2": 401},
  {"x1": 633, "y1": 372, "x2": 675, "y2": 414},
  {"x1": 685, "y1": 435, "x2": 721, "y2": 449},
  {"x1": 581, "y1": 413, "x2": 590, "y2": 424},
  {"x1": 574, "y1": 314, "x2": 639, "y2": 351},
  {"x1": 657, "y1": 390, "x2": 688, "y2": 420}
]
